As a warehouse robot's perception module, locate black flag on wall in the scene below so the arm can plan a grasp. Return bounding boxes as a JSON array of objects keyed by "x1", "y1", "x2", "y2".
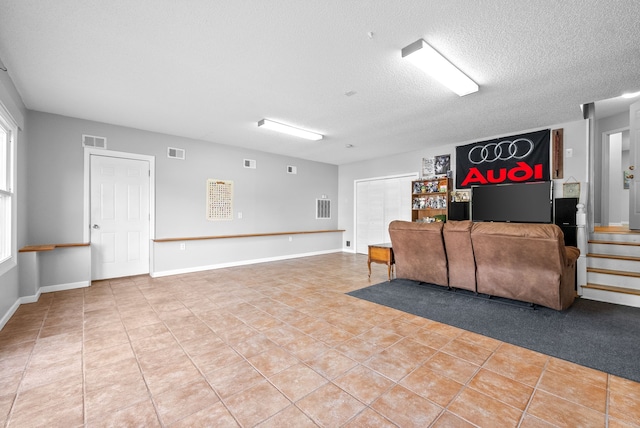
[{"x1": 455, "y1": 129, "x2": 550, "y2": 189}]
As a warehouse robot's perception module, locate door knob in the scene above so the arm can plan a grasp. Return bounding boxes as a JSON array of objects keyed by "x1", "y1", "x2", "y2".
[
  {"x1": 629, "y1": 175, "x2": 635, "y2": 179},
  {"x1": 92, "y1": 224, "x2": 100, "y2": 229},
  {"x1": 630, "y1": 166, "x2": 635, "y2": 170}
]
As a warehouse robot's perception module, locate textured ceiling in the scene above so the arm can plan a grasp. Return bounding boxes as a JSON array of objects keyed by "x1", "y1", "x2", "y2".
[{"x1": 0, "y1": 1, "x2": 639, "y2": 165}]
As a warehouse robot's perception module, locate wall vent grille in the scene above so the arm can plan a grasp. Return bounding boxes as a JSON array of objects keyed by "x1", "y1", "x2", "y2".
[
  {"x1": 82, "y1": 134, "x2": 107, "y2": 149},
  {"x1": 244, "y1": 159, "x2": 256, "y2": 169},
  {"x1": 167, "y1": 147, "x2": 186, "y2": 160},
  {"x1": 316, "y1": 199, "x2": 331, "y2": 219}
]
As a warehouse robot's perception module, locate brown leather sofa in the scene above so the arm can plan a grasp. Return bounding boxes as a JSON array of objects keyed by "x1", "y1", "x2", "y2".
[{"x1": 388, "y1": 220, "x2": 580, "y2": 310}]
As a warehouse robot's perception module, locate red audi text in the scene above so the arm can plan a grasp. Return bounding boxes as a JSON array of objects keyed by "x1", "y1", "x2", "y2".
[{"x1": 461, "y1": 162, "x2": 544, "y2": 187}]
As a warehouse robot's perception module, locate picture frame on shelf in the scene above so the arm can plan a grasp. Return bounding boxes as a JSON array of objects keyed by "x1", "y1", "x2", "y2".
[{"x1": 452, "y1": 190, "x2": 470, "y2": 202}]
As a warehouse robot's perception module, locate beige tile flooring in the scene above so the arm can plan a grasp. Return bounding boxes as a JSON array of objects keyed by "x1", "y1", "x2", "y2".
[{"x1": 1, "y1": 252, "x2": 640, "y2": 427}]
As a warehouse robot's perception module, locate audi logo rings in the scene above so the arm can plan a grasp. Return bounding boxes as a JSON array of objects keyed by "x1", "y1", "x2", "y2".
[{"x1": 468, "y1": 138, "x2": 534, "y2": 164}]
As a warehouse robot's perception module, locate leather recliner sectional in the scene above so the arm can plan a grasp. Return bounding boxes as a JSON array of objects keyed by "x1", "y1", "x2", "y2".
[{"x1": 388, "y1": 220, "x2": 580, "y2": 310}]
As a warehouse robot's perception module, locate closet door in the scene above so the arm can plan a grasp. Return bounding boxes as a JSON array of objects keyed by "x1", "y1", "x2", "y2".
[
  {"x1": 355, "y1": 175, "x2": 414, "y2": 254},
  {"x1": 383, "y1": 176, "x2": 412, "y2": 241},
  {"x1": 356, "y1": 180, "x2": 382, "y2": 254}
]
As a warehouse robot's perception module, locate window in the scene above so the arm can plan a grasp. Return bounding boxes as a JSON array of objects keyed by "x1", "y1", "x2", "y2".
[{"x1": 0, "y1": 102, "x2": 16, "y2": 267}]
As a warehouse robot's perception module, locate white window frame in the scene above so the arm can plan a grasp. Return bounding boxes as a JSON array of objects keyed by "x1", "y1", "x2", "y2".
[{"x1": 0, "y1": 100, "x2": 17, "y2": 276}]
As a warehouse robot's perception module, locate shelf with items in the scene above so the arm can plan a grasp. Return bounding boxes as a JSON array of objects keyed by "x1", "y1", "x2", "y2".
[{"x1": 411, "y1": 177, "x2": 451, "y2": 223}]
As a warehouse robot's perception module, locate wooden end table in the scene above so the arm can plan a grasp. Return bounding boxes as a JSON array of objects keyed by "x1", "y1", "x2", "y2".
[{"x1": 368, "y1": 243, "x2": 395, "y2": 281}]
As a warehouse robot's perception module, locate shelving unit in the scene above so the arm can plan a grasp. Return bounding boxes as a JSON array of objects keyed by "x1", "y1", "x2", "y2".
[{"x1": 411, "y1": 177, "x2": 451, "y2": 222}]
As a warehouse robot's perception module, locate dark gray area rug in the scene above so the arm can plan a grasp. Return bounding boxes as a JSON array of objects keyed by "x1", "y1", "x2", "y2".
[{"x1": 348, "y1": 279, "x2": 640, "y2": 382}]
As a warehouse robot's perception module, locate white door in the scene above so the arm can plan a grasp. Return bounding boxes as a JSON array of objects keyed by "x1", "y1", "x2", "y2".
[
  {"x1": 630, "y1": 101, "x2": 640, "y2": 229},
  {"x1": 91, "y1": 155, "x2": 150, "y2": 279},
  {"x1": 355, "y1": 180, "x2": 372, "y2": 254},
  {"x1": 355, "y1": 175, "x2": 414, "y2": 254}
]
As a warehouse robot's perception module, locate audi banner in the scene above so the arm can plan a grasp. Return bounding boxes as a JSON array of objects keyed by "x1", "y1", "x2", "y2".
[{"x1": 455, "y1": 129, "x2": 550, "y2": 189}]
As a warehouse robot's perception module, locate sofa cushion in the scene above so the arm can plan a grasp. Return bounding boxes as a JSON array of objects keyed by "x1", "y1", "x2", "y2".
[
  {"x1": 443, "y1": 220, "x2": 476, "y2": 291},
  {"x1": 389, "y1": 220, "x2": 448, "y2": 287}
]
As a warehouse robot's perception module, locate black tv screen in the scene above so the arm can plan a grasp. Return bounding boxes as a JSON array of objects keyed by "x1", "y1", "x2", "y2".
[{"x1": 471, "y1": 181, "x2": 553, "y2": 223}]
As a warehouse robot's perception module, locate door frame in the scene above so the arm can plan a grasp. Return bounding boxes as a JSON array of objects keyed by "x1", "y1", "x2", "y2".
[
  {"x1": 83, "y1": 149, "x2": 156, "y2": 276},
  {"x1": 600, "y1": 127, "x2": 629, "y2": 227}
]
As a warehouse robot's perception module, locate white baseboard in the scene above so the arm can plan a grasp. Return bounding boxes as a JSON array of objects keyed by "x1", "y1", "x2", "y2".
[
  {"x1": 39, "y1": 281, "x2": 90, "y2": 294},
  {"x1": 19, "y1": 289, "x2": 42, "y2": 304},
  {"x1": 0, "y1": 299, "x2": 21, "y2": 331},
  {"x1": 20, "y1": 280, "x2": 90, "y2": 303},
  {"x1": 151, "y1": 248, "x2": 343, "y2": 278},
  {"x1": 1, "y1": 280, "x2": 91, "y2": 331}
]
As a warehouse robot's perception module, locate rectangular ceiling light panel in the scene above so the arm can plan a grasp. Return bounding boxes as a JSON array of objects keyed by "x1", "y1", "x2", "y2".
[
  {"x1": 402, "y1": 39, "x2": 479, "y2": 97},
  {"x1": 258, "y1": 119, "x2": 323, "y2": 141}
]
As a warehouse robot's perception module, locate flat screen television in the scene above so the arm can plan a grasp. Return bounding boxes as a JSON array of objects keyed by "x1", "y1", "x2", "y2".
[{"x1": 471, "y1": 181, "x2": 553, "y2": 223}]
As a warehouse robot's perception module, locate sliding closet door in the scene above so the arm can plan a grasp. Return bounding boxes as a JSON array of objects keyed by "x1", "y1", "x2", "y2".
[
  {"x1": 356, "y1": 180, "x2": 376, "y2": 254},
  {"x1": 355, "y1": 175, "x2": 414, "y2": 254}
]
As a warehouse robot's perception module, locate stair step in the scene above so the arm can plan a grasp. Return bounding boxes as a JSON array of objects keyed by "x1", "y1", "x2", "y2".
[
  {"x1": 588, "y1": 240, "x2": 640, "y2": 247},
  {"x1": 587, "y1": 253, "x2": 640, "y2": 262},
  {"x1": 593, "y1": 227, "x2": 640, "y2": 234},
  {"x1": 590, "y1": 231, "x2": 640, "y2": 244},
  {"x1": 586, "y1": 267, "x2": 640, "y2": 278},
  {"x1": 589, "y1": 243, "x2": 640, "y2": 258},
  {"x1": 582, "y1": 283, "x2": 640, "y2": 297}
]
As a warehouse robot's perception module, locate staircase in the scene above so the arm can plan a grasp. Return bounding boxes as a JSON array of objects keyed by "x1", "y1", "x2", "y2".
[{"x1": 583, "y1": 228, "x2": 640, "y2": 307}]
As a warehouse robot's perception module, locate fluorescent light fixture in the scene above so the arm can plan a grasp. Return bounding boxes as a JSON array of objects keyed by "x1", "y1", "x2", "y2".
[
  {"x1": 257, "y1": 119, "x2": 323, "y2": 141},
  {"x1": 622, "y1": 91, "x2": 640, "y2": 99},
  {"x1": 401, "y1": 39, "x2": 479, "y2": 96}
]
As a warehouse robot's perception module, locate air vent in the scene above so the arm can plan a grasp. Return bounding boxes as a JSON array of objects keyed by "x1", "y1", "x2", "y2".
[
  {"x1": 244, "y1": 159, "x2": 256, "y2": 169},
  {"x1": 316, "y1": 199, "x2": 331, "y2": 219},
  {"x1": 167, "y1": 147, "x2": 185, "y2": 160},
  {"x1": 287, "y1": 165, "x2": 297, "y2": 174},
  {"x1": 82, "y1": 134, "x2": 107, "y2": 149}
]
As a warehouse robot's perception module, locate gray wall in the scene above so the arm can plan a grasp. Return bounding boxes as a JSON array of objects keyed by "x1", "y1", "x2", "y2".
[
  {"x1": 26, "y1": 111, "x2": 340, "y2": 276},
  {"x1": 339, "y1": 119, "x2": 589, "y2": 252}
]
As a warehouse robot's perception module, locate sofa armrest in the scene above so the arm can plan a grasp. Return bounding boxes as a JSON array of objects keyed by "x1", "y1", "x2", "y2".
[
  {"x1": 559, "y1": 245, "x2": 580, "y2": 310},
  {"x1": 565, "y1": 246, "x2": 580, "y2": 266}
]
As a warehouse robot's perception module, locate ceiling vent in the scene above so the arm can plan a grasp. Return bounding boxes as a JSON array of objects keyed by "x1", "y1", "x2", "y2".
[
  {"x1": 287, "y1": 165, "x2": 297, "y2": 174},
  {"x1": 316, "y1": 199, "x2": 331, "y2": 219},
  {"x1": 244, "y1": 159, "x2": 256, "y2": 169},
  {"x1": 82, "y1": 134, "x2": 107, "y2": 149},
  {"x1": 167, "y1": 147, "x2": 185, "y2": 160}
]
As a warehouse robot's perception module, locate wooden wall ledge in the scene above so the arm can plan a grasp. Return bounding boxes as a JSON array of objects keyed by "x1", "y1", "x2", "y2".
[
  {"x1": 18, "y1": 230, "x2": 345, "y2": 250},
  {"x1": 19, "y1": 242, "x2": 90, "y2": 253},
  {"x1": 154, "y1": 229, "x2": 345, "y2": 243}
]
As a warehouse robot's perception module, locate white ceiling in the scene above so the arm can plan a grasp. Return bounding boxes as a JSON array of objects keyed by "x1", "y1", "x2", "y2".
[{"x1": 1, "y1": 1, "x2": 639, "y2": 165}]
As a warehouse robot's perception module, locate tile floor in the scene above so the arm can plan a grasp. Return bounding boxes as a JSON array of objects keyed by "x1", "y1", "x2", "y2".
[{"x1": 1, "y1": 252, "x2": 639, "y2": 427}]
